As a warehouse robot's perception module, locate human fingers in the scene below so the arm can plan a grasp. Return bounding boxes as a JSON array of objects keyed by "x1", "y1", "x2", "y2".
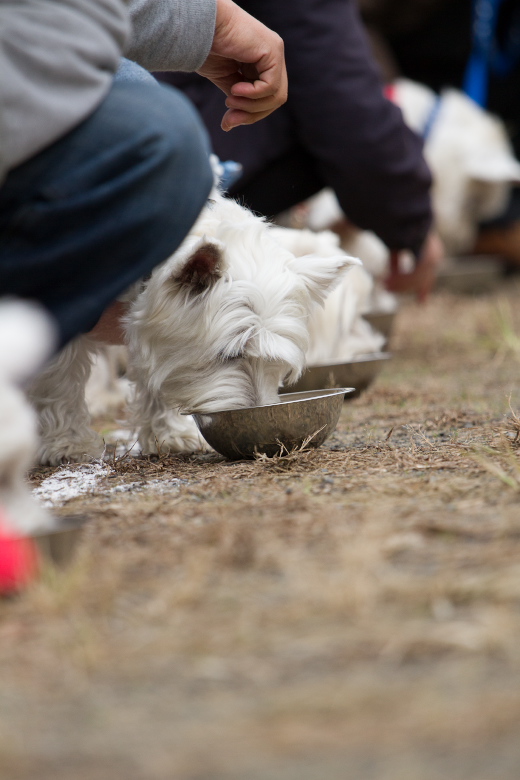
[
  {"x1": 222, "y1": 62, "x2": 287, "y2": 127},
  {"x1": 204, "y1": 58, "x2": 287, "y2": 128},
  {"x1": 415, "y1": 232, "x2": 445, "y2": 301},
  {"x1": 224, "y1": 91, "x2": 285, "y2": 113},
  {"x1": 385, "y1": 250, "x2": 414, "y2": 294},
  {"x1": 221, "y1": 106, "x2": 274, "y2": 131},
  {"x1": 200, "y1": 0, "x2": 287, "y2": 127},
  {"x1": 386, "y1": 262, "x2": 433, "y2": 299},
  {"x1": 229, "y1": 57, "x2": 287, "y2": 103},
  {"x1": 197, "y1": 55, "x2": 286, "y2": 128},
  {"x1": 211, "y1": 1, "x2": 287, "y2": 102},
  {"x1": 386, "y1": 234, "x2": 444, "y2": 301},
  {"x1": 414, "y1": 262, "x2": 437, "y2": 303}
]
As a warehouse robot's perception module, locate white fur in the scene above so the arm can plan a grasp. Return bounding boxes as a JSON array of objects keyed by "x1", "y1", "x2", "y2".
[
  {"x1": 303, "y1": 78, "x2": 520, "y2": 257},
  {"x1": 0, "y1": 301, "x2": 56, "y2": 533},
  {"x1": 85, "y1": 346, "x2": 130, "y2": 417},
  {"x1": 269, "y1": 226, "x2": 386, "y2": 362},
  {"x1": 338, "y1": 229, "x2": 402, "y2": 314},
  {"x1": 29, "y1": 190, "x2": 360, "y2": 464},
  {"x1": 396, "y1": 79, "x2": 520, "y2": 254},
  {"x1": 277, "y1": 193, "x2": 401, "y2": 314}
]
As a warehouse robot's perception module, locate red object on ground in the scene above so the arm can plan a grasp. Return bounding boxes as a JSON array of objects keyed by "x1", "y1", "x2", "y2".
[{"x1": 0, "y1": 512, "x2": 39, "y2": 595}]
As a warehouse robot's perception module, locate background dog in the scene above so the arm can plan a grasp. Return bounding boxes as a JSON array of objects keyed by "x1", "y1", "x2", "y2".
[{"x1": 296, "y1": 78, "x2": 520, "y2": 277}]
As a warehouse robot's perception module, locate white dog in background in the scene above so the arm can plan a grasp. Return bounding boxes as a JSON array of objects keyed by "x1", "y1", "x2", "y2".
[
  {"x1": 29, "y1": 189, "x2": 360, "y2": 465},
  {"x1": 0, "y1": 301, "x2": 56, "y2": 533},
  {"x1": 395, "y1": 78, "x2": 520, "y2": 255},
  {"x1": 268, "y1": 226, "x2": 386, "y2": 362},
  {"x1": 301, "y1": 78, "x2": 520, "y2": 262}
]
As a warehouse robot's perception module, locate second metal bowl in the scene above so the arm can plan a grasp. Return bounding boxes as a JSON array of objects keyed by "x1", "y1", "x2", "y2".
[{"x1": 287, "y1": 352, "x2": 391, "y2": 397}]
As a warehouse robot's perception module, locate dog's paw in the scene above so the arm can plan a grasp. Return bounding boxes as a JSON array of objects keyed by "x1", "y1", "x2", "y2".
[
  {"x1": 37, "y1": 431, "x2": 105, "y2": 466},
  {"x1": 139, "y1": 416, "x2": 210, "y2": 455}
]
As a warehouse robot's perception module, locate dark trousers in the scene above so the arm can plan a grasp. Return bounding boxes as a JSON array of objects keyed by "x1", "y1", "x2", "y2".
[{"x1": 0, "y1": 61, "x2": 213, "y2": 348}]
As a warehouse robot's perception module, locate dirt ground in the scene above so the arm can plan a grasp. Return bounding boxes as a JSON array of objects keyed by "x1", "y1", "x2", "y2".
[{"x1": 2, "y1": 279, "x2": 520, "y2": 780}]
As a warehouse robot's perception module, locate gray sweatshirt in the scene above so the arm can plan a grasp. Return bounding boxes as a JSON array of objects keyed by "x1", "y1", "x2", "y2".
[{"x1": 0, "y1": 0, "x2": 217, "y2": 185}]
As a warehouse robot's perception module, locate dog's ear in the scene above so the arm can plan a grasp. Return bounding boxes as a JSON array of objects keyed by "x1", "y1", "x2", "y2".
[
  {"x1": 289, "y1": 253, "x2": 362, "y2": 305},
  {"x1": 174, "y1": 238, "x2": 226, "y2": 292}
]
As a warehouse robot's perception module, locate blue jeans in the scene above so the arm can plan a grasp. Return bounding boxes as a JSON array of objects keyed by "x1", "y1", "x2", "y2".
[{"x1": 0, "y1": 61, "x2": 213, "y2": 347}]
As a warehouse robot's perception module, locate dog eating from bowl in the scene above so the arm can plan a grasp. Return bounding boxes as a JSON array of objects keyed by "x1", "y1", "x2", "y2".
[{"x1": 28, "y1": 186, "x2": 361, "y2": 465}]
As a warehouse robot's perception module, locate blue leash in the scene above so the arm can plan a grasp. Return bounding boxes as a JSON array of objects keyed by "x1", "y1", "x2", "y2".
[
  {"x1": 463, "y1": 0, "x2": 520, "y2": 107},
  {"x1": 422, "y1": 97, "x2": 442, "y2": 141}
]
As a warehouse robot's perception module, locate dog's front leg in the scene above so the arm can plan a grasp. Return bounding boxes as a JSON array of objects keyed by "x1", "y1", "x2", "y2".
[
  {"x1": 131, "y1": 382, "x2": 208, "y2": 455},
  {"x1": 27, "y1": 337, "x2": 104, "y2": 465}
]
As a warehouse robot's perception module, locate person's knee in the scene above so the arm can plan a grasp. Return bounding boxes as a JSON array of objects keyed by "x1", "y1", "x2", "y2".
[
  {"x1": 115, "y1": 58, "x2": 160, "y2": 88},
  {"x1": 105, "y1": 80, "x2": 214, "y2": 223},
  {"x1": 0, "y1": 79, "x2": 214, "y2": 346},
  {"x1": 146, "y1": 84, "x2": 214, "y2": 195}
]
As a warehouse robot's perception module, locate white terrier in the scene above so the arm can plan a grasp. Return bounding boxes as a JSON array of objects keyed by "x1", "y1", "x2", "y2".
[
  {"x1": 29, "y1": 190, "x2": 359, "y2": 465},
  {"x1": 0, "y1": 301, "x2": 56, "y2": 533},
  {"x1": 394, "y1": 78, "x2": 520, "y2": 255},
  {"x1": 302, "y1": 78, "x2": 520, "y2": 258},
  {"x1": 269, "y1": 226, "x2": 386, "y2": 362}
]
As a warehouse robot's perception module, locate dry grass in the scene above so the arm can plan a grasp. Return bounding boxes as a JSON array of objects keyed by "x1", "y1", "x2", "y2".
[{"x1": 2, "y1": 282, "x2": 520, "y2": 779}]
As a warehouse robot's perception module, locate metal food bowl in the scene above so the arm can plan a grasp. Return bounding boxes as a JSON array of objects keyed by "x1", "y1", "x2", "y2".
[
  {"x1": 287, "y1": 352, "x2": 391, "y2": 398},
  {"x1": 32, "y1": 515, "x2": 88, "y2": 567},
  {"x1": 192, "y1": 388, "x2": 353, "y2": 460}
]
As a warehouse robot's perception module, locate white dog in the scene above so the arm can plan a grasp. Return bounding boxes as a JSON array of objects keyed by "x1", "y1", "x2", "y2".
[
  {"x1": 29, "y1": 190, "x2": 360, "y2": 465},
  {"x1": 303, "y1": 78, "x2": 520, "y2": 258},
  {"x1": 394, "y1": 78, "x2": 520, "y2": 255},
  {"x1": 268, "y1": 226, "x2": 386, "y2": 362},
  {"x1": 0, "y1": 301, "x2": 56, "y2": 533}
]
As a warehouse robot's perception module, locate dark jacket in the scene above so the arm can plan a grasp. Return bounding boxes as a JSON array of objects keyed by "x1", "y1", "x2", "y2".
[
  {"x1": 160, "y1": 0, "x2": 433, "y2": 256},
  {"x1": 358, "y1": 0, "x2": 448, "y2": 34}
]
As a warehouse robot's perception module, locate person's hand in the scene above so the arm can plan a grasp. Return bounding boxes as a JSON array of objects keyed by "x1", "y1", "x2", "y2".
[
  {"x1": 386, "y1": 231, "x2": 445, "y2": 303},
  {"x1": 197, "y1": 0, "x2": 288, "y2": 131}
]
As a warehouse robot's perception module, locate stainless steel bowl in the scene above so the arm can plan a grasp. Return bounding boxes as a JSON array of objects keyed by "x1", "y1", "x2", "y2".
[
  {"x1": 192, "y1": 388, "x2": 353, "y2": 460},
  {"x1": 32, "y1": 515, "x2": 88, "y2": 567},
  {"x1": 288, "y1": 352, "x2": 391, "y2": 397}
]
